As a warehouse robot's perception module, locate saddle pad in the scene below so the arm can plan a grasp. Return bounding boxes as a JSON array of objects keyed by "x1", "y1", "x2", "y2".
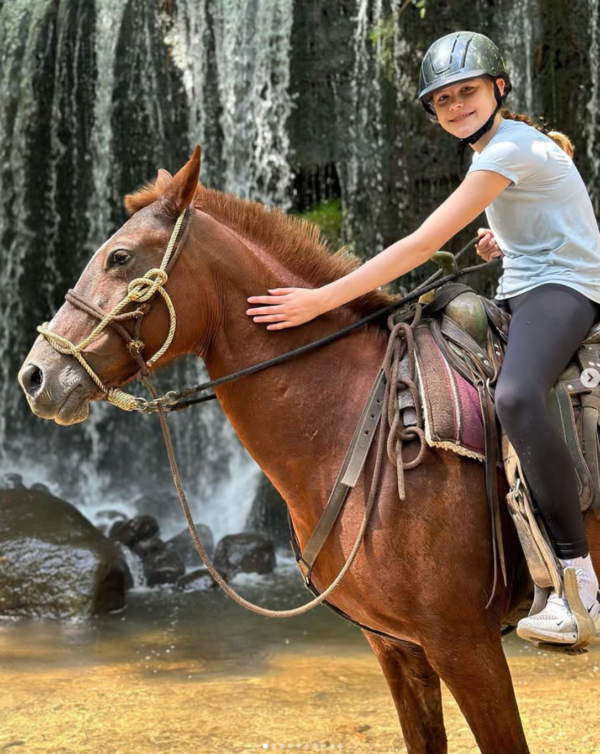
[{"x1": 413, "y1": 324, "x2": 486, "y2": 461}]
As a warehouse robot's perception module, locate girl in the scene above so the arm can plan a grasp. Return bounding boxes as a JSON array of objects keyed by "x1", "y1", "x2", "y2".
[{"x1": 246, "y1": 31, "x2": 600, "y2": 646}]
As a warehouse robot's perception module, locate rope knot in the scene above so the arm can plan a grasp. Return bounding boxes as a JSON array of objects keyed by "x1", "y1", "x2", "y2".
[
  {"x1": 107, "y1": 388, "x2": 139, "y2": 411},
  {"x1": 127, "y1": 339, "x2": 145, "y2": 355},
  {"x1": 128, "y1": 269, "x2": 168, "y2": 302}
]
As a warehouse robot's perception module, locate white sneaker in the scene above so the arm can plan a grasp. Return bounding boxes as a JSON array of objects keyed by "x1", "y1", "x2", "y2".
[{"x1": 517, "y1": 588, "x2": 600, "y2": 645}]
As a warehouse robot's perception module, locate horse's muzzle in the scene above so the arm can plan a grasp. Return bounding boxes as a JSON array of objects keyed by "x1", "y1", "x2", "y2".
[{"x1": 18, "y1": 337, "x2": 97, "y2": 425}]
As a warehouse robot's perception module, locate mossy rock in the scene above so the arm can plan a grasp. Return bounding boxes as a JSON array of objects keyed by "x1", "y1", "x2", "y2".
[{"x1": 0, "y1": 489, "x2": 130, "y2": 619}]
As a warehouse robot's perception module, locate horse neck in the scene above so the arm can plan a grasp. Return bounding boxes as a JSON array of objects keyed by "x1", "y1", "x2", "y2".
[{"x1": 193, "y1": 209, "x2": 389, "y2": 530}]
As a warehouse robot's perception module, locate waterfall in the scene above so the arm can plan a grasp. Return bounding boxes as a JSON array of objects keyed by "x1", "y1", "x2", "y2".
[
  {"x1": 211, "y1": 0, "x2": 294, "y2": 206},
  {"x1": 340, "y1": 0, "x2": 387, "y2": 253},
  {"x1": 1, "y1": 0, "x2": 598, "y2": 544},
  {"x1": 586, "y1": 0, "x2": 600, "y2": 216},
  {"x1": 0, "y1": 0, "x2": 301, "y2": 542},
  {"x1": 499, "y1": 0, "x2": 538, "y2": 115},
  {"x1": 164, "y1": 0, "x2": 212, "y2": 179},
  {"x1": 0, "y1": 1, "x2": 58, "y2": 446},
  {"x1": 85, "y1": 0, "x2": 129, "y2": 252},
  {"x1": 389, "y1": 0, "x2": 410, "y2": 250},
  {"x1": 167, "y1": 0, "x2": 294, "y2": 207}
]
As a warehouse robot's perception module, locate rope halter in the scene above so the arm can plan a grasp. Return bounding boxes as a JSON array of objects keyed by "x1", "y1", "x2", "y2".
[{"x1": 37, "y1": 209, "x2": 188, "y2": 412}]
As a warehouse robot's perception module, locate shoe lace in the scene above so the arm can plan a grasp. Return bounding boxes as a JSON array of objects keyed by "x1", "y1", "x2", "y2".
[{"x1": 546, "y1": 590, "x2": 568, "y2": 612}]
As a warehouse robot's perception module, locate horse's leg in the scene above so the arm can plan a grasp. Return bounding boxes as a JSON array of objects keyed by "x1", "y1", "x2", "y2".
[
  {"x1": 362, "y1": 631, "x2": 448, "y2": 754},
  {"x1": 421, "y1": 627, "x2": 530, "y2": 754}
]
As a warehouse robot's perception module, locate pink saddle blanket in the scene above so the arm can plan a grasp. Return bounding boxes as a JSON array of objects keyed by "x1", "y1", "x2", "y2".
[{"x1": 413, "y1": 324, "x2": 485, "y2": 461}]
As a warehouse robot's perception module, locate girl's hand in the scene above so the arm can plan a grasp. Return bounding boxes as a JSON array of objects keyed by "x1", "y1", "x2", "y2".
[
  {"x1": 475, "y1": 228, "x2": 503, "y2": 261},
  {"x1": 246, "y1": 287, "x2": 325, "y2": 330}
]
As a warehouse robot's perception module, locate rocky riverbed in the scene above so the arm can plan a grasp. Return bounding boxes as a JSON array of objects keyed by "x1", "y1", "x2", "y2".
[{"x1": 0, "y1": 566, "x2": 598, "y2": 754}]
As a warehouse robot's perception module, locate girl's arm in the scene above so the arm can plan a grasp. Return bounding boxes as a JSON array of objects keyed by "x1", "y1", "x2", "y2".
[
  {"x1": 320, "y1": 169, "x2": 510, "y2": 309},
  {"x1": 247, "y1": 169, "x2": 511, "y2": 329}
]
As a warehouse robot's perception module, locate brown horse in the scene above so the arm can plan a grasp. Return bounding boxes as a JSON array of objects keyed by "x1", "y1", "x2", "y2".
[{"x1": 18, "y1": 148, "x2": 600, "y2": 754}]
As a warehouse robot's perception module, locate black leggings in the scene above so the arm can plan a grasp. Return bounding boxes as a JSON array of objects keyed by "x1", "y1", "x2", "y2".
[{"x1": 494, "y1": 283, "x2": 600, "y2": 558}]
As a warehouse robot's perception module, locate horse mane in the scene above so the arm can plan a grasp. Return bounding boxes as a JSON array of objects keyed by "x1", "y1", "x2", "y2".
[{"x1": 125, "y1": 181, "x2": 399, "y2": 319}]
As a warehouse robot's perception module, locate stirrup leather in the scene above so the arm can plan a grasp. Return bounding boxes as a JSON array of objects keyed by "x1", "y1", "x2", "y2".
[
  {"x1": 502, "y1": 433, "x2": 563, "y2": 594},
  {"x1": 503, "y1": 434, "x2": 600, "y2": 651}
]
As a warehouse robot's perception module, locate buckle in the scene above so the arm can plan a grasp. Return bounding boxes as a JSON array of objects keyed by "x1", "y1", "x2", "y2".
[{"x1": 296, "y1": 557, "x2": 311, "y2": 584}]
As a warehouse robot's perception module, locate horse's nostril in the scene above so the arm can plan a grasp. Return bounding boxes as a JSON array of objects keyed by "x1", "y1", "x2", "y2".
[{"x1": 20, "y1": 364, "x2": 44, "y2": 398}]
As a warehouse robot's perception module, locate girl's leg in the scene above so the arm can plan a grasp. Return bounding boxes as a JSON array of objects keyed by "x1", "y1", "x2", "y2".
[
  {"x1": 493, "y1": 284, "x2": 600, "y2": 642},
  {"x1": 494, "y1": 284, "x2": 598, "y2": 557}
]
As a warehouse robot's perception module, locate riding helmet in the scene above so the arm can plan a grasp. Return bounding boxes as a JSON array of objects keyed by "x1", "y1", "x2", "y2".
[{"x1": 418, "y1": 31, "x2": 512, "y2": 117}]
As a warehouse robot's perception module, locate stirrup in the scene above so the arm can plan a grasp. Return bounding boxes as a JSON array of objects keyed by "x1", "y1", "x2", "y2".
[{"x1": 528, "y1": 569, "x2": 599, "y2": 654}]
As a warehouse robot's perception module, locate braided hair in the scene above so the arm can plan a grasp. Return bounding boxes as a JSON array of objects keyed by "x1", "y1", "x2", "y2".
[{"x1": 499, "y1": 107, "x2": 574, "y2": 157}]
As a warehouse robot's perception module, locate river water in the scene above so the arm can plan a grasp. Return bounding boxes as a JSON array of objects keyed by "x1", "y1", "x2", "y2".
[{"x1": 1, "y1": 558, "x2": 599, "y2": 754}]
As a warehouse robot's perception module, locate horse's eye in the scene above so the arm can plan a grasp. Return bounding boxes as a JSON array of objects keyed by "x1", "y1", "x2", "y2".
[{"x1": 108, "y1": 250, "x2": 131, "y2": 268}]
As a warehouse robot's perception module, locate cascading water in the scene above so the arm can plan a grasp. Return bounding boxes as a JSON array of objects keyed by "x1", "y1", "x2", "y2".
[
  {"x1": 499, "y1": 0, "x2": 539, "y2": 115},
  {"x1": 0, "y1": 0, "x2": 296, "y2": 543},
  {"x1": 586, "y1": 0, "x2": 600, "y2": 216},
  {"x1": 388, "y1": 0, "x2": 411, "y2": 261},
  {"x1": 167, "y1": 0, "x2": 294, "y2": 206},
  {"x1": 85, "y1": 0, "x2": 129, "y2": 254},
  {"x1": 1, "y1": 0, "x2": 599, "y2": 546},
  {"x1": 340, "y1": 0, "x2": 387, "y2": 254}
]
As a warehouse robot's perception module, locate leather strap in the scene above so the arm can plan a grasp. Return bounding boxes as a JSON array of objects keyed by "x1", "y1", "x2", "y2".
[
  {"x1": 440, "y1": 315, "x2": 495, "y2": 378},
  {"x1": 582, "y1": 405, "x2": 600, "y2": 515},
  {"x1": 297, "y1": 368, "x2": 387, "y2": 581},
  {"x1": 421, "y1": 282, "x2": 474, "y2": 318}
]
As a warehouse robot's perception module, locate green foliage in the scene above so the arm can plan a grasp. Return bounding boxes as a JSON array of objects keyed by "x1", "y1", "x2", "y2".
[
  {"x1": 293, "y1": 198, "x2": 343, "y2": 249},
  {"x1": 367, "y1": 2, "x2": 427, "y2": 83},
  {"x1": 368, "y1": 15, "x2": 396, "y2": 84},
  {"x1": 412, "y1": 0, "x2": 427, "y2": 20}
]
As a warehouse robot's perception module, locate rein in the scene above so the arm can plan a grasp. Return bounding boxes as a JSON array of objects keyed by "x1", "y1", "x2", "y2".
[{"x1": 38, "y1": 207, "x2": 500, "y2": 617}]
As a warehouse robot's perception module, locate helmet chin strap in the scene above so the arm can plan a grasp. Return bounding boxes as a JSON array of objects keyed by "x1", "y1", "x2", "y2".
[{"x1": 457, "y1": 79, "x2": 504, "y2": 167}]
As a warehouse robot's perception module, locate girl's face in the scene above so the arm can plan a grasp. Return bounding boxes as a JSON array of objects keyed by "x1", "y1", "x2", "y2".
[{"x1": 431, "y1": 76, "x2": 505, "y2": 138}]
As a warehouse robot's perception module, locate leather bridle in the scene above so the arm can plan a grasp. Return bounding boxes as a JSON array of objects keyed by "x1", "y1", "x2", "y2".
[{"x1": 37, "y1": 207, "x2": 191, "y2": 412}]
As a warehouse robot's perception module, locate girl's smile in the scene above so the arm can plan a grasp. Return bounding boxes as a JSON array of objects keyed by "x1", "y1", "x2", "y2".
[
  {"x1": 449, "y1": 110, "x2": 475, "y2": 123},
  {"x1": 430, "y1": 76, "x2": 506, "y2": 150}
]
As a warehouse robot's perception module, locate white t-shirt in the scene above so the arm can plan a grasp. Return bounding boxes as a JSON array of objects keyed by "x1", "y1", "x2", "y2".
[{"x1": 467, "y1": 118, "x2": 600, "y2": 303}]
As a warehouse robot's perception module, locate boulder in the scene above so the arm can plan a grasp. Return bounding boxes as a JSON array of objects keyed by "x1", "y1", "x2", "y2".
[
  {"x1": 213, "y1": 532, "x2": 276, "y2": 579},
  {"x1": 0, "y1": 489, "x2": 129, "y2": 619},
  {"x1": 245, "y1": 474, "x2": 292, "y2": 550},
  {"x1": 177, "y1": 567, "x2": 219, "y2": 592},
  {"x1": 30, "y1": 482, "x2": 50, "y2": 493},
  {"x1": 132, "y1": 532, "x2": 164, "y2": 558},
  {"x1": 164, "y1": 523, "x2": 215, "y2": 567},
  {"x1": 109, "y1": 515, "x2": 159, "y2": 547},
  {"x1": 143, "y1": 548, "x2": 185, "y2": 586},
  {"x1": 0, "y1": 473, "x2": 25, "y2": 490}
]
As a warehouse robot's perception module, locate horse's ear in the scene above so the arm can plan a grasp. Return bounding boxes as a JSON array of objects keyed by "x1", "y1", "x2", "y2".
[
  {"x1": 155, "y1": 168, "x2": 173, "y2": 190},
  {"x1": 159, "y1": 146, "x2": 201, "y2": 218}
]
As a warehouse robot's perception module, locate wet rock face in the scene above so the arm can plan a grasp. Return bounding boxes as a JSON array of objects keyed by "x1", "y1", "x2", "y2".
[
  {"x1": 0, "y1": 473, "x2": 26, "y2": 489},
  {"x1": 108, "y1": 515, "x2": 193, "y2": 586},
  {"x1": 109, "y1": 515, "x2": 160, "y2": 548},
  {"x1": 143, "y1": 548, "x2": 185, "y2": 587},
  {"x1": 245, "y1": 474, "x2": 292, "y2": 551},
  {"x1": 164, "y1": 524, "x2": 215, "y2": 568},
  {"x1": 177, "y1": 567, "x2": 219, "y2": 592},
  {"x1": 213, "y1": 532, "x2": 276, "y2": 579},
  {"x1": 0, "y1": 489, "x2": 129, "y2": 619}
]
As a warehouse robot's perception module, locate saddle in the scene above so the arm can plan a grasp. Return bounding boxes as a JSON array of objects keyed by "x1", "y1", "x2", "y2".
[
  {"x1": 401, "y1": 275, "x2": 600, "y2": 650},
  {"x1": 288, "y1": 255, "x2": 600, "y2": 651},
  {"x1": 406, "y1": 280, "x2": 600, "y2": 519}
]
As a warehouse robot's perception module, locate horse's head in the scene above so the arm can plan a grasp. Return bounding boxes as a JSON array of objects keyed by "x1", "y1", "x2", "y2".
[{"x1": 18, "y1": 147, "x2": 202, "y2": 425}]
